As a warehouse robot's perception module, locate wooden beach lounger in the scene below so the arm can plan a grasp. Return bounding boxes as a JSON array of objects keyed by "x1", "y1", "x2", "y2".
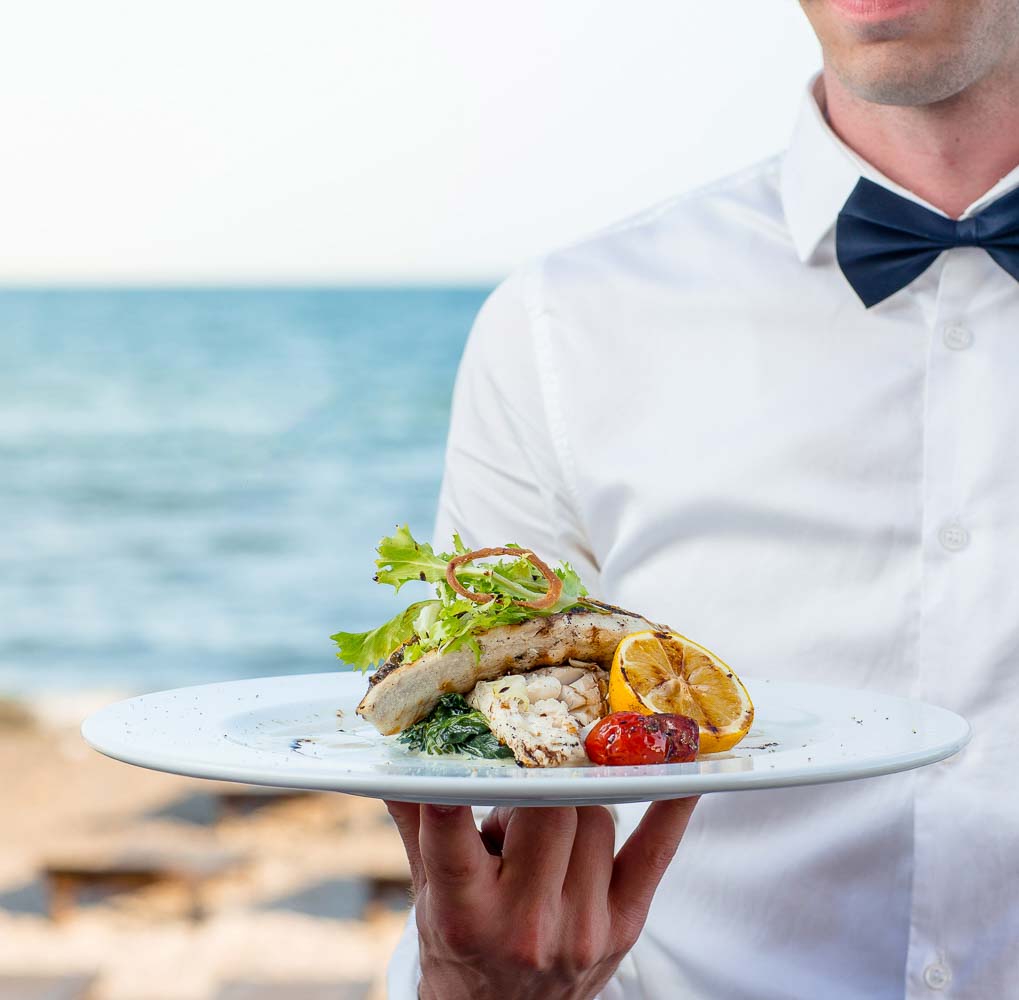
[
  {"x1": 214, "y1": 784, "x2": 312, "y2": 819},
  {"x1": 215, "y1": 981, "x2": 370, "y2": 1000},
  {"x1": 0, "y1": 973, "x2": 96, "y2": 1000},
  {"x1": 43, "y1": 845, "x2": 242, "y2": 921}
]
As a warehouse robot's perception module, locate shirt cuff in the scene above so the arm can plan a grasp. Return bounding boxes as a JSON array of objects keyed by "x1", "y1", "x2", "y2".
[{"x1": 387, "y1": 904, "x2": 422, "y2": 1000}]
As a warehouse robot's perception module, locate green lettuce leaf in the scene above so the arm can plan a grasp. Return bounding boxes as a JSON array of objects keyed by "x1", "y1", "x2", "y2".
[
  {"x1": 333, "y1": 525, "x2": 607, "y2": 672},
  {"x1": 373, "y1": 524, "x2": 449, "y2": 591},
  {"x1": 331, "y1": 599, "x2": 437, "y2": 671}
]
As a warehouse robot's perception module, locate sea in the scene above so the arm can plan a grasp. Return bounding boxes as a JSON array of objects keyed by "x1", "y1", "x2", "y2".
[{"x1": 0, "y1": 287, "x2": 491, "y2": 696}]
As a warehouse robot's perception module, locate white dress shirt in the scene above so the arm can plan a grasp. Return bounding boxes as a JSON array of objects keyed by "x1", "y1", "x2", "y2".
[{"x1": 388, "y1": 77, "x2": 1019, "y2": 999}]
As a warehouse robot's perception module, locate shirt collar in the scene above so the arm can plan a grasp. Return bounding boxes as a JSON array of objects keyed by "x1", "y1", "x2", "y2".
[{"x1": 780, "y1": 73, "x2": 1019, "y2": 264}]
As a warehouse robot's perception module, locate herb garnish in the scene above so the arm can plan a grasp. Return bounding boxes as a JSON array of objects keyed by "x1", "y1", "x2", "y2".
[{"x1": 331, "y1": 524, "x2": 603, "y2": 672}]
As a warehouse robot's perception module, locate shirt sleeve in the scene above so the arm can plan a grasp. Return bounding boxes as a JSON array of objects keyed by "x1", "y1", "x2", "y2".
[{"x1": 430, "y1": 267, "x2": 599, "y2": 582}]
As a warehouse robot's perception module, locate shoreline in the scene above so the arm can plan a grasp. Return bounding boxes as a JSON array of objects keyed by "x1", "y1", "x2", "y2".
[
  {"x1": 0, "y1": 689, "x2": 132, "y2": 728},
  {"x1": 1, "y1": 690, "x2": 409, "y2": 999}
]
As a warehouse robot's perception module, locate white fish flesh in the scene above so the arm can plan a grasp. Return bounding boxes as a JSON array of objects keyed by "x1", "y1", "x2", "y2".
[{"x1": 467, "y1": 662, "x2": 608, "y2": 767}]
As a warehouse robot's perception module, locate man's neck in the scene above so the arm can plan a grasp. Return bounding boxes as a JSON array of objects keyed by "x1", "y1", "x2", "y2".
[{"x1": 822, "y1": 67, "x2": 1019, "y2": 218}]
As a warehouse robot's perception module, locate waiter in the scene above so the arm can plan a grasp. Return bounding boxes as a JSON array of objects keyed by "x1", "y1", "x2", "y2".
[{"x1": 387, "y1": 1, "x2": 1019, "y2": 996}]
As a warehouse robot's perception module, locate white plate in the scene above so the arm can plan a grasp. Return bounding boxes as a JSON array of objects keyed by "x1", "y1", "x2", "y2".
[{"x1": 81, "y1": 672, "x2": 970, "y2": 807}]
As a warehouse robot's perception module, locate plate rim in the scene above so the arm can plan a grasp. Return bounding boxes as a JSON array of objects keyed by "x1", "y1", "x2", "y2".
[{"x1": 80, "y1": 672, "x2": 973, "y2": 806}]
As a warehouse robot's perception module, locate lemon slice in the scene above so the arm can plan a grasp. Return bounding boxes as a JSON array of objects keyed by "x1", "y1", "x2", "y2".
[{"x1": 609, "y1": 630, "x2": 754, "y2": 754}]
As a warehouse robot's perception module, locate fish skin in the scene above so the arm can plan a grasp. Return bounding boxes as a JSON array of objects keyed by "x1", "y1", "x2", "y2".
[{"x1": 356, "y1": 607, "x2": 658, "y2": 736}]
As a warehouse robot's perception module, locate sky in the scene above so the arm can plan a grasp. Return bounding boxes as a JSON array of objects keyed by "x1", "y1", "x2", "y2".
[{"x1": 0, "y1": 2, "x2": 821, "y2": 284}]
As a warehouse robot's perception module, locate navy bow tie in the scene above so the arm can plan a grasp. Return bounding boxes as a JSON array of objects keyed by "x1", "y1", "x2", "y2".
[{"x1": 835, "y1": 177, "x2": 1019, "y2": 308}]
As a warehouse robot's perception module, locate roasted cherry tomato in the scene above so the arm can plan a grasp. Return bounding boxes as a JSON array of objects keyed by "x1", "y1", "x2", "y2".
[{"x1": 585, "y1": 711, "x2": 699, "y2": 766}]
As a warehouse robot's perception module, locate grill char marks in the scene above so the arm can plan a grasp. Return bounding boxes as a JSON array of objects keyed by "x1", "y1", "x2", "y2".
[
  {"x1": 356, "y1": 608, "x2": 660, "y2": 736},
  {"x1": 367, "y1": 645, "x2": 407, "y2": 688}
]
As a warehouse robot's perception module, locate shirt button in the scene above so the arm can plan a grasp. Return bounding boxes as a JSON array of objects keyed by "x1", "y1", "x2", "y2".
[
  {"x1": 943, "y1": 324, "x2": 974, "y2": 350},
  {"x1": 938, "y1": 523, "x2": 970, "y2": 552},
  {"x1": 923, "y1": 962, "x2": 952, "y2": 990}
]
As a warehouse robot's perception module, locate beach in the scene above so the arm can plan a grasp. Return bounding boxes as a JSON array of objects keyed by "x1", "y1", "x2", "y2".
[
  {"x1": 0, "y1": 693, "x2": 412, "y2": 999},
  {"x1": 0, "y1": 288, "x2": 490, "y2": 997}
]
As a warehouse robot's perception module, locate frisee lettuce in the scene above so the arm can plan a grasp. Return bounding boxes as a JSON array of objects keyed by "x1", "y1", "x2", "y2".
[
  {"x1": 372, "y1": 523, "x2": 456, "y2": 591},
  {"x1": 330, "y1": 600, "x2": 435, "y2": 674},
  {"x1": 331, "y1": 524, "x2": 603, "y2": 672}
]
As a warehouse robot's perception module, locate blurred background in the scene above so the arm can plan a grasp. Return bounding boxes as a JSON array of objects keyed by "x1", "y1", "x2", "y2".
[{"x1": 1, "y1": 3, "x2": 819, "y2": 998}]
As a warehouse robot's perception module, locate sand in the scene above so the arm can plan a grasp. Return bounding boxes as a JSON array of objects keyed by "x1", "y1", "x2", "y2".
[{"x1": 0, "y1": 696, "x2": 412, "y2": 1000}]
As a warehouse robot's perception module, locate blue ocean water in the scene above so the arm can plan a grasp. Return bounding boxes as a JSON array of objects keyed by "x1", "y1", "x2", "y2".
[{"x1": 0, "y1": 287, "x2": 490, "y2": 695}]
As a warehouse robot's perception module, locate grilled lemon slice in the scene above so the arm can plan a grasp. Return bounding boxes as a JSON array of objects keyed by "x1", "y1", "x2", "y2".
[{"x1": 609, "y1": 630, "x2": 753, "y2": 754}]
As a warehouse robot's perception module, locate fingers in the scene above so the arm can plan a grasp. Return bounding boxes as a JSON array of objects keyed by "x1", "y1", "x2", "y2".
[
  {"x1": 563, "y1": 806, "x2": 617, "y2": 900},
  {"x1": 385, "y1": 800, "x2": 425, "y2": 892},
  {"x1": 610, "y1": 796, "x2": 698, "y2": 933},
  {"x1": 418, "y1": 804, "x2": 491, "y2": 904},
  {"x1": 497, "y1": 806, "x2": 579, "y2": 891},
  {"x1": 480, "y1": 806, "x2": 511, "y2": 856}
]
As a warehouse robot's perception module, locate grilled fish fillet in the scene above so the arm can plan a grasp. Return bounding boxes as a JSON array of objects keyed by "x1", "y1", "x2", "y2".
[
  {"x1": 357, "y1": 602, "x2": 659, "y2": 735},
  {"x1": 468, "y1": 663, "x2": 608, "y2": 767}
]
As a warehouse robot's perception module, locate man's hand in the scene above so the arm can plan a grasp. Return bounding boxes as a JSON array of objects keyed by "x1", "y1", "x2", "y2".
[{"x1": 385, "y1": 798, "x2": 698, "y2": 1000}]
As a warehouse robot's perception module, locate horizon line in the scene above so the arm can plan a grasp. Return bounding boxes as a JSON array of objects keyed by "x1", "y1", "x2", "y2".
[{"x1": 0, "y1": 278, "x2": 500, "y2": 291}]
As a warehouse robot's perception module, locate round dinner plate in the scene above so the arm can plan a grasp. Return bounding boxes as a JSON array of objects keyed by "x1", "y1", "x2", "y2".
[{"x1": 81, "y1": 672, "x2": 971, "y2": 807}]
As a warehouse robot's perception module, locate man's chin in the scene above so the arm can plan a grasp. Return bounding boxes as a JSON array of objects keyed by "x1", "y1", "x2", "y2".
[
  {"x1": 833, "y1": 47, "x2": 982, "y2": 106},
  {"x1": 803, "y1": 0, "x2": 1019, "y2": 108}
]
